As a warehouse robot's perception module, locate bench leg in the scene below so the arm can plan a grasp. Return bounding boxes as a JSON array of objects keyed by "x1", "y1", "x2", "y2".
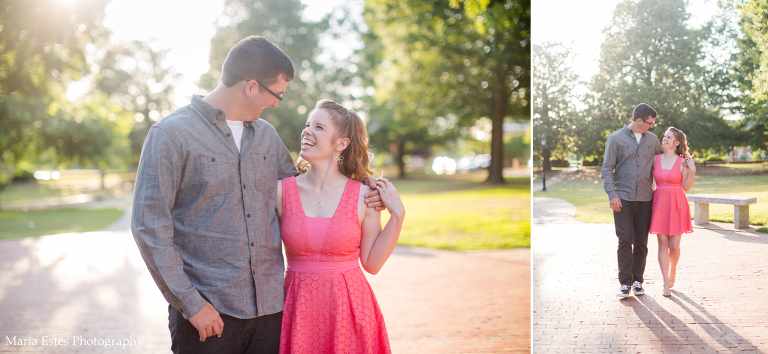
[
  {"x1": 694, "y1": 203, "x2": 709, "y2": 225},
  {"x1": 734, "y1": 205, "x2": 750, "y2": 229}
]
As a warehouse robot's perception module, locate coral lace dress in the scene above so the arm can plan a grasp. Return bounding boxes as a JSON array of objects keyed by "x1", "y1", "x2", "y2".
[
  {"x1": 649, "y1": 155, "x2": 693, "y2": 235},
  {"x1": 279, "y1": 176, "x2": 391, "y2": 354}
]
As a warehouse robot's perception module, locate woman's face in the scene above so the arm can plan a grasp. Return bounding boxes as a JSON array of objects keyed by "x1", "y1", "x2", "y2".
[
  {"x1": 661, "y1": 131, "x2": 679, "y2": 151},
  {"x1": 300, "y1": 109, "x2": 343, "y2": 162}
]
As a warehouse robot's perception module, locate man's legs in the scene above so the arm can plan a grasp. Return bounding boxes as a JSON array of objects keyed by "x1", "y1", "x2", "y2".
[
  {"x1": 614, "y1": 199, "x2": 636, "y2": 287},
  {"x1": 631, "y1": 200, "x2": 653, "y2": 284},
  {"x1": 169, "y1": 305, "x2": 281, "y2": 354},
  {"x1": 242, "y1": 311, "x2": 282, "y2": 354}
]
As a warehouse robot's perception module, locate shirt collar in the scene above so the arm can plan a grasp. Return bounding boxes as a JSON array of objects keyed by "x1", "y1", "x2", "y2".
[
  {"x1": 191, "y1": 95, "x2": 254, "y2": 127},
  {"x1": 191, "y1": 95, "x2": 225, "y2": 124},
  {"x1": 622, "y1": 124, "x2": 644, "y2": 136}
]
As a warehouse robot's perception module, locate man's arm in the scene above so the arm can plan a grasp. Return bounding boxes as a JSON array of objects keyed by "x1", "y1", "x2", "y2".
[
  {"x1": 601, "y1": 135, "x2": 622, "y2": 211},
  {"x1": 131, "y1": 126, "x2": 214, "y2": 322},
  {"x1": 275, "y1": 133, "x2": 299, "y2": 179}
]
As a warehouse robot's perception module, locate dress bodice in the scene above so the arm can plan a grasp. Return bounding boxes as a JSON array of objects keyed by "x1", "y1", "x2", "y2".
[
  {"x1": 653, "y1": 155, "x2": 683, "y2": 189},
  {"x1": 280, "y1": 176, "x2": 362, "y2": 262}
]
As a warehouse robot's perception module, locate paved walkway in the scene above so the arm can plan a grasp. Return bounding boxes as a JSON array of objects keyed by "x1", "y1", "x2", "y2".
[
  {"x1": 531, "y1": 167, "x2": 577, "y2": 193},
  {"x1": 0, "y1": 207, "x2": 530, "y2": 353},
  {"x1": 532, "y1": 197, "x2": 768, "y2": 353}
]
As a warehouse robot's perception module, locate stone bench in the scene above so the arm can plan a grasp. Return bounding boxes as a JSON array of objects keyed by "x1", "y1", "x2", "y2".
[{"x1": 687, "y1": 194, "x2": 758, "y2": 229}]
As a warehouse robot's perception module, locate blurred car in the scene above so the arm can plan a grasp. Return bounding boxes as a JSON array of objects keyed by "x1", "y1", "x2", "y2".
[{"x1": 431, "y1": 156, "x2": 457, "y2": 175}]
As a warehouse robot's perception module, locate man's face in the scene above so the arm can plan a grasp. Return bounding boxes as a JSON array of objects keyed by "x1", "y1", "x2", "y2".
[
  {"x1": 638, "y1": 116, "x2": 656, "y2": 133},
  {"x1": 248, "y1": 77, "x2": 289, "y2": 120}
]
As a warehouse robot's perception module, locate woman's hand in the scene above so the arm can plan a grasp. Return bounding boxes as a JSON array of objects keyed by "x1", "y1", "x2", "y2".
[{"x1": 374, "y1": 179, "x2": 405, "y2": 220}]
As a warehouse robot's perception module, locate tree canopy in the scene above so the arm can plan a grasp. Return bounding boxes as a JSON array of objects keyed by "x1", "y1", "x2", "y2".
[{"x1": 359, "y1": 0, "x2": 530, "y2": 181}]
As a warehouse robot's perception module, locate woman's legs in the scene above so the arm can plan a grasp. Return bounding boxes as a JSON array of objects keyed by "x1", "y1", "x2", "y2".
[
  {"x1": 657, "y1": 234, "x2": 670, "y2": 292},
  {"x1": 668, "y1": 235, "x2": 682, "y2": 287}
]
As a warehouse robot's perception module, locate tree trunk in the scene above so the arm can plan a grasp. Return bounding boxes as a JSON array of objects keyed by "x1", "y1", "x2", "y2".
[
  {"x1": 541, "y1": 87, "x2": 551, "y2": 172},
  {"x1": 543, "y1": 148, "x2": 551, "y2": 172},
  {"x1": 486, "y1": 77, "x2": 509, "y2": 184},
  {"x1": 396, "y1": 140, "x2": 406, "y2": 179}
]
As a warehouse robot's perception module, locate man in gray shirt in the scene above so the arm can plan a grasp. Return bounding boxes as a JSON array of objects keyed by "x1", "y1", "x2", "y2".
[
  {"x1": 131, "y1": 36, "x2": 384, "y2": 353},
  {"x1": 601, "y1": 103, "x2": 662, "y2": 299}
]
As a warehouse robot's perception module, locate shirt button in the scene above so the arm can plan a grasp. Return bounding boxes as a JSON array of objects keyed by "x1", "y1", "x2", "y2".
[
  {"x1": 247, "y1": 214, "x2": 251, "y2": 218},
  {"x1": 252, "y1": 270, "x2": 255, "y2": 275},
  {"x1": 211, "y1": 157, "x2": 216, "y2": 162},
  {"x1": 226, "y1": 133, "x2": 231, "y2": 137},
  {"x1": 251, "y1": 242, "x2": 254, "y2": 247},
  {"x1": 243, "y1": 184, "x2": 246, "y2": 189}
]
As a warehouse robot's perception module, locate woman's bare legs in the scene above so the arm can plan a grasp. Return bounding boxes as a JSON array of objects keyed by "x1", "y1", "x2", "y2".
[
  {"x1": 657, "y1": 234, "x2": 671, "y2": 295},
  {"x1": 668, "y1": 235, "x2": 682, "y2": 287}
]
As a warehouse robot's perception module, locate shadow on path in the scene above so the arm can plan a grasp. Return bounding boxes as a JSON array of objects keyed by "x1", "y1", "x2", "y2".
[
  {"x1": 694, "y1": 223, "x2": 768, "y2": 245},
  {"x1": 621, "y1": 294, "x2": 763, "y2": 353}
]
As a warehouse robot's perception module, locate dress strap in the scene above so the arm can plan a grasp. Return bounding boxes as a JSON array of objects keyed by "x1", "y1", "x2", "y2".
[{"x1": 281, "y1": 176, "x2": 300, "y2": 216}]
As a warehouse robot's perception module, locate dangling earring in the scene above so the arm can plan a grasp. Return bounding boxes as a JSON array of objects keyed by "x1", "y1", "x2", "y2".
[{"x1": 335, "y1": 155, "x2": 344, "y2": 165}]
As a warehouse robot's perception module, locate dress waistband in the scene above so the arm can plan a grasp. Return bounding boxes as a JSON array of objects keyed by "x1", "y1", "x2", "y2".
[
  {"x1": 287, "y1": 260, "x2": 360, "y2": 272},
  {"x1": 655, "y1": 184, "x2": 681, "y2": 190}
]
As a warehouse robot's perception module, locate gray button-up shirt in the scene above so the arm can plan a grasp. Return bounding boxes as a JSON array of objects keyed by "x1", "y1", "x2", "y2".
[
  {"x1": 601, "y1": 125, "x2": 662, "y2": 202},
  {"x1": 131, "y1": 95, "x2": 297, "y2": 319}
]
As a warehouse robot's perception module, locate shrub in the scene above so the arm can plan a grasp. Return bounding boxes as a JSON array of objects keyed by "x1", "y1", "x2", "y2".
[
  {"x1": 704, "y1": 155, "x2": 728, "y2": 162},
  {"x1": 11, "y1": 170, "x2": 35, "y2": 183},
  {"x1": 583, "y1": 157, "x2": 602, "y2": 166}
]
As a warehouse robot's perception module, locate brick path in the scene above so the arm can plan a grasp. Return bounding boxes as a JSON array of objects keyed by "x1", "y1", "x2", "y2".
[
  {"x1": 0, "y1": 208, "x2": 530, "y2": 353},
  {"x1": 532, "y1": 197, "x2": 768, "y2": 354}
]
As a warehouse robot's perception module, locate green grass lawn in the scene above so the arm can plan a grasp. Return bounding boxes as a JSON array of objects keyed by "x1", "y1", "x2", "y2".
[
  {"x1": 384, "y1": 175, "x2": 530, "y2": 251},
  {"x1": 0, "y1": 182, "x2": 66, "y2": 205},
  {"x1": 534, "y1": 167, "x2": 768, "y2": 226},
  {"x1": 0, "y1": 171, "x2": 136, "y2": 206},
  {"x1": 0, "y1": 208, "x2": 124, "y2": 240}
]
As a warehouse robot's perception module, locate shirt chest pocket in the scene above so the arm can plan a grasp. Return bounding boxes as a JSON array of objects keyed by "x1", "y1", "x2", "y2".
[
  {"x1": 193, "y1": 154, "x2": 237, "y2": 196},
  {"x1": 250, "y1": 152, "x2": 276, "y2": 192}
]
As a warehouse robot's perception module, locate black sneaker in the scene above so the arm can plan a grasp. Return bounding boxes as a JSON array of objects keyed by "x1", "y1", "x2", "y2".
[
  {"x1": 617, "y1": 284, "x2": 631, "y2": 298},
  {"x1": 632, "y1": 281, "x2": 645, "y2": 296}
]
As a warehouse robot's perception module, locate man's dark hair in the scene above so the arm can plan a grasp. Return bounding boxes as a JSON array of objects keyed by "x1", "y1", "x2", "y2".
[
  {"x1": 632, "y1": 103, "x2": 657, "y2": 122},
  {"x1": 221, "y1": 36, "x2": 294, "y2": 87}
]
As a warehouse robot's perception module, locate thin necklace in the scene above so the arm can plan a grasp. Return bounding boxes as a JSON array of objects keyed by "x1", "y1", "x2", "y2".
[{"x1": 307, "y1": 173, "x2": 337, "y2": 208}]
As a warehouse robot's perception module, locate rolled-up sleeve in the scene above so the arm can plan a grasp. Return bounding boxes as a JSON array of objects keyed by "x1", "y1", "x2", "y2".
[
  {"x1": 601, "y1": 135, "x2": 619, "y2": 200},
  {"x1": 276, "y1": 132, "x2": 298, "y2": 180},
  {"x1": 131, "y1": 125, "x2": 207, "y2": 319}
]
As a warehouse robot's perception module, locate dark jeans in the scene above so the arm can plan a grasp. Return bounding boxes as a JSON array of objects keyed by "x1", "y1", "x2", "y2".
[
  {"x1": 168, "y1": 305, "x2": 282, "y2": 354},
  {"x1": 613, "y1": 199, "x2": 653, "y2": 286}
]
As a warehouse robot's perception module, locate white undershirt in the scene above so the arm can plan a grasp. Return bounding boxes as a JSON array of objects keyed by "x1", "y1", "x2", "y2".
[
  {"x1": 634, "y1": 133, "x2": 642, "y2": 144},
  {"x1": 226, "y1": 119, "x2": 245, "y2": 153}
]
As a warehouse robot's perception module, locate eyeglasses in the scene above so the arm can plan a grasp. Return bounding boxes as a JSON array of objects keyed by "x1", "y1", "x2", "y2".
[
  {"x1": 254, "y1": 80, "x2": 283, "y2": 101},
  {"x1": 642, "y1": 118, "x2": 656, "y2": 127}
]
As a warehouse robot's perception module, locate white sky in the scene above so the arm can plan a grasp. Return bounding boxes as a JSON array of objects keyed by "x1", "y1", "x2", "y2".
[
  {"x1": 102, "y1": 0, "x2": 359, "y2": 108},
  {"x1": 533, "y1": 0, "x2": 722, "y2": 84}
]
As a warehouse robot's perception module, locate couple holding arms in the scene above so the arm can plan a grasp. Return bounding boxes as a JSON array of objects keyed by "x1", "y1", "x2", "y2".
[
  {"x1": 602, "y1": 103, "x2": 697, "y2": 299},
  {"x1": 131, "y1": 36, "x2": 403, "y2": 353}
]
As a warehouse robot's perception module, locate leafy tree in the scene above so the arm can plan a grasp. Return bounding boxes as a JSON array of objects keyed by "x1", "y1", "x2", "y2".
[
  {"x1": 579, "y1": 0, "x2": 737, "y2": 159},
  {"x1": 0, "y1": 0, "x2": 113, "y2": 190},
  {"x1": 95, "y1": 40, "x2": 181, "y2": 166},
  {"x1": 532, "y1": 42, "x2": 578, "y2": 171},
  {"x1": 359, "y1": 0, "x2": 530, "y2": 182},
  {"x1": 730, "y1": 0, "x2": 768, "y2": 153}
]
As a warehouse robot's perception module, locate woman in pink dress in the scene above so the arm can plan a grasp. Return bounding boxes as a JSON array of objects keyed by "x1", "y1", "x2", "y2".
[
  {"x1": 274, "y1": 99, "x2": 405, "y2": 353},
  {"x1": 649, "y1": 127, "x2": 696, "y2": 297}
]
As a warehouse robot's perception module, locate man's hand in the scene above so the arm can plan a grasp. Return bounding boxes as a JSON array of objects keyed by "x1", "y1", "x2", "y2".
[
  {"x1": 609, "y1": 197, "x2": 622, "y2": 212},
  {"x1": 364, "y1": 177, "x2": 389, "y2": 212},
  {"x1": 682, "y1": 156, "x2": 696, "y2": 173},
  {"x1": 188, "y1": 302, "x2": 224, "y2": 342}
]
